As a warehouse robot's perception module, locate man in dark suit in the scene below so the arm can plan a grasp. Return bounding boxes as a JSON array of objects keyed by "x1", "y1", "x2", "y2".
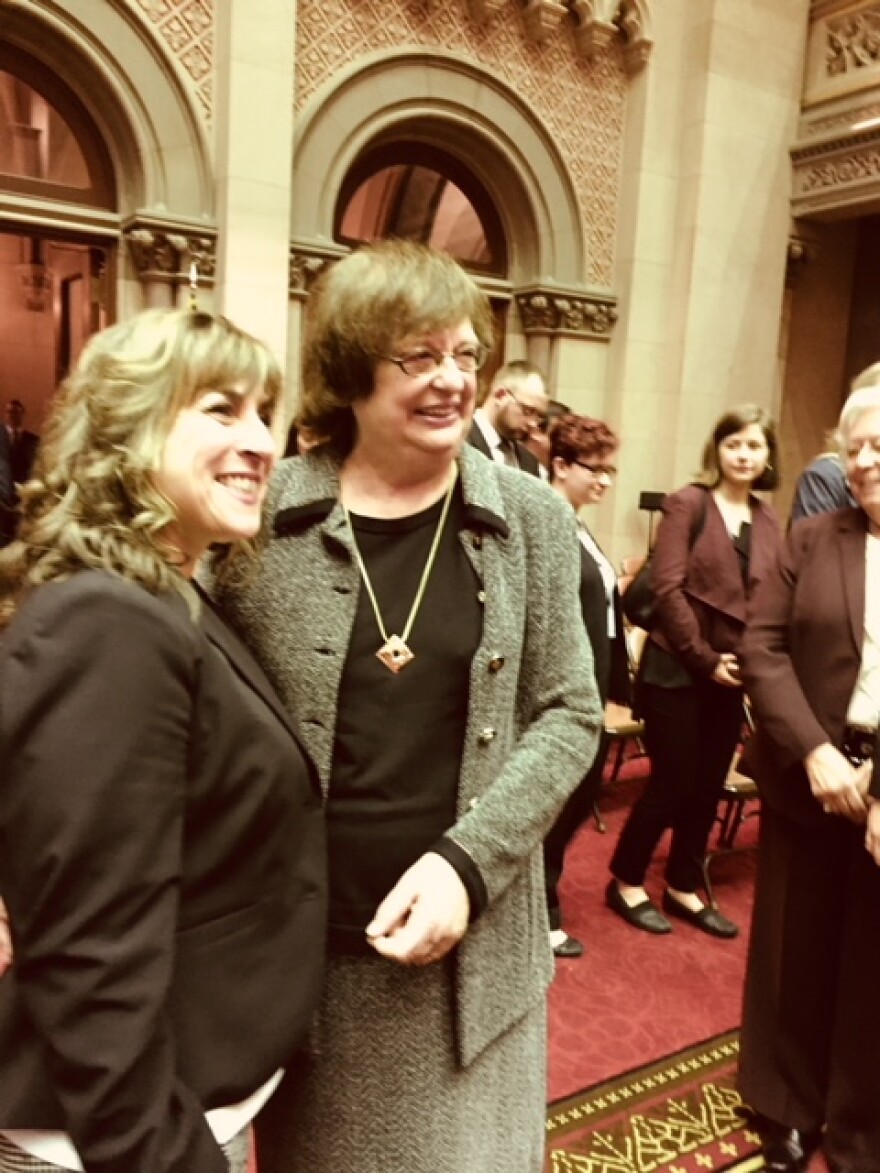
[
  {"x1": 467, "y1": 360, "x2": 548, "y2": 476},
  {"x1": 5, "y1": 399, "x2": 39, "y2": 486},
  {"x1": 0, "y1": 425, "x2": 14, "y2": 546}
]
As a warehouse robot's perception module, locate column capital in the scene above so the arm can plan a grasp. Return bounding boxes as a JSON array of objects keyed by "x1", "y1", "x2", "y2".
[
  {"x1": 515, "y1": 283, "x2": 618, "y2": 339},
  {"x1": 123, "y1": 214, "x2": 217, "y2": 289}
]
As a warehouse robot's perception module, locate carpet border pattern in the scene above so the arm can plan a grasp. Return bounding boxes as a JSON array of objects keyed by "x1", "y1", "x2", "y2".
[{"x1": 546, "y1": 1030, "x2": 763, "y2": 1172}]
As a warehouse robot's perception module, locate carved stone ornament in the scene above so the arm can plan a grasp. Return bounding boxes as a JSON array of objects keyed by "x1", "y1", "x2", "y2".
[
  {"x1": 569, "y1": 0, "x2": 619, "y2": 59},
  {"x1": 465, "y1": 0, "x2": 506, "y2": 22},
  {"x1": 288, "y1": 243, "x2": 349, "y2": 301},
  {"x1": 618, "y1": 0, "x2": 653, "y2": 73},
  {"x1": 124, "y1": 218, "x2": 217, "y2": 288},
  {"x1": 515, "y1": 285, "x2": 618, "y2": 338},
  {"x1": 785, "y1": 234, "x2": 813, "y2": 287},
  {"x1": 568, "y1": 0, "x2": 653, "y2": 70},
  {"x1": 521, "y1": 0, "x2": 569, "y2": 45},
  {"x1": 825, "y1": 8, "x2": 880, "y2": 78}
]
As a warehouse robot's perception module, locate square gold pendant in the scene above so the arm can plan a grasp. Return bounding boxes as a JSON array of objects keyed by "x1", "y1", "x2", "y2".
[{"x1": 376, "y1": 634, "x2": 414, "y2": 673}]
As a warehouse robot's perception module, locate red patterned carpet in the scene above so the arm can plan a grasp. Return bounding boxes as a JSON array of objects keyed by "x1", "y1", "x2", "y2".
[
  {"x1": 547, "y1": 755, "x2": 758, "y2": 1100},
  {"x1": 546, "y1": 752, "x2": 830, "y2": 1172}
]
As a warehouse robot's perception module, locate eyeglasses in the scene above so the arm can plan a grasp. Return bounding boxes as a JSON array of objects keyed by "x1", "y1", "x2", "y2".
[
  {"x1": 573, "y1": 460, "x2": 617, "y2": 479},
  {"x1": 384, "y1": 343, "x2": 488, "y2": 379},
  {"x1": 509, "y1": 397, "x2": 549, "y2": 428}
]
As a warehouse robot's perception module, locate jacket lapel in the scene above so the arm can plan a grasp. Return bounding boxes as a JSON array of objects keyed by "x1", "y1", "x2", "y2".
[
  {"x1": 837, "y1": 509, "x2": 867, "y2": 652},
  {"x1": 194, "y1": 584, "x2": 304, "y2": 745}
]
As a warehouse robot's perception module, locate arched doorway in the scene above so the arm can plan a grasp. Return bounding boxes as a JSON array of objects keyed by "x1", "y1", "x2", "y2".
[
  {"x1": 0, "y1": 0, "x2": 216, "y2": 431},
  {"x1": 0, "y1": 49, "x2": 116, "y2": 432},
  {"x1": 334, "y1": 140, "x2": 510, "y2": 376},
  {"x1": 287, "y1": 50, "x2": 587, "y2": 394}
]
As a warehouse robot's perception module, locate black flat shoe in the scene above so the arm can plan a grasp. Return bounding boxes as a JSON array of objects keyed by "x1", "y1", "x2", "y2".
[
  {"x1": 552, "y1": 933, "x2": 585, "y2": 959},
  {"x1": 605, "y1": 880, "x2": 672, "y2": 934},
  {"x1": 662, "y1": 891, "x2": 739, "y2": 938},
  {"x1": 757, "y1": 1117, "x2": 822, "y2": 1172}
]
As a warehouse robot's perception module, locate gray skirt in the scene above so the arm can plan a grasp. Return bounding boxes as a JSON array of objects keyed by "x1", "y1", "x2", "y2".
[{"x1": 254, "y1": 952, "x2": 547, "y2": 1173}]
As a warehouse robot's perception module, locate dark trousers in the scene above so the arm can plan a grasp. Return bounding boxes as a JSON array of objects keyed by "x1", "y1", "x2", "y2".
[
  {"x1": 738, "y1": 805, "x2": 880, "y2": 1173},
  {"x1": 544, "y1": 733, "x2": 609, "y2": 930},
  {"x1": 609, "y1": 679, "x2": 743, "y2": 893}
]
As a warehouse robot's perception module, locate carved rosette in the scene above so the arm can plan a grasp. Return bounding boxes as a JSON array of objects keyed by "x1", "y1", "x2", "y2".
[
  {"x1": 515, "y1": 285, "x2": 618, "y2": 338},
  {"x1": 124, "y1": 218, "x2": 217, "y2": 289},
  {"x1": 288, "y1": 243, "x2": 350, "y2": 301}
]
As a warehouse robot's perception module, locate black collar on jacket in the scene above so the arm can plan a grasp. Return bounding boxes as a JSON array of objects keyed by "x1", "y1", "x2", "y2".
[{"x1": 272, "y1": 445, "x2": 511, "y2": 540}]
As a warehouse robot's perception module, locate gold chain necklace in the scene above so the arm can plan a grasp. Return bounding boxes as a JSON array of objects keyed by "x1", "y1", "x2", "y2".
[{"x1": 342, "y1": 471, "x2": 457, "y2": 673}]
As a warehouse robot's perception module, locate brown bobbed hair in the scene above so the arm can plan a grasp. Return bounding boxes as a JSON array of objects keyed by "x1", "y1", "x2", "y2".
[
  {"x1": 0, "y1": 308, "x2": 282, "y2": 627},
  {"x1": 300, "y1": 240, "x2": 495, "y2": 454},
  {"x1": 699, "y1": 404, "x2": 779, "y2": 492},
  {"x1": 550, "y1": 413, "x2": 619, "y2": 478}
]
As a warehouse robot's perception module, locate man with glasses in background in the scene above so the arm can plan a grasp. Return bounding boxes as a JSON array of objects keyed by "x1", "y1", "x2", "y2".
[{"x1": 468, "y1": 359, "x2": 549, "y2": 477}]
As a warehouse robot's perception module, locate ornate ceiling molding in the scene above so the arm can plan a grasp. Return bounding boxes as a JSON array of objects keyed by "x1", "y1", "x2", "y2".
[{"x1": 515, "y1": 282, "x2": 618, "y2": 339}]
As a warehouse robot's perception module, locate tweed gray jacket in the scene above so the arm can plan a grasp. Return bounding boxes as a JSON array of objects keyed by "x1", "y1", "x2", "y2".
[{"x1": 215, "y1": 442, "x2": 601, "y2": 1066}]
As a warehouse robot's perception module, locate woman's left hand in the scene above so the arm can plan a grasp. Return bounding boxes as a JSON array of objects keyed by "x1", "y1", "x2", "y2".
[
  {"x1": 365, "y1": 853, "x2": 470, "y2": 966},
  {"x1": 866, "y1": 800, "x2": 880, "y2": 866}
]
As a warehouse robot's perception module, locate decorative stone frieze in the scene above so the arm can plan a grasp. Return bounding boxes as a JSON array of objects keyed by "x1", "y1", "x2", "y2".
[
  {"x1": 791, "y1": 124, "x2": 880, "y2": 215},
  {"x1": 515, "y1": 284, "x2": 618, "y2": 338},
  {"x1": 123, "y1": 216, "x2": 217, "y2": 289},
  {"x1": 288, "y1": 242, "x2": 349, "y2": 301}
]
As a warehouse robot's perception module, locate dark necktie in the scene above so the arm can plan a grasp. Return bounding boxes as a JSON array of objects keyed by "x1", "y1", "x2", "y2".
[{"x1": 498, "y1": 438, "x2": 519, "y2": 468}]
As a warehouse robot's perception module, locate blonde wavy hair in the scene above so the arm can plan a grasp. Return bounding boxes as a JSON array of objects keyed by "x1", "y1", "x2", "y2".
[{"x1": 0, "y1": 308, "x2": 282, "y2": 628}]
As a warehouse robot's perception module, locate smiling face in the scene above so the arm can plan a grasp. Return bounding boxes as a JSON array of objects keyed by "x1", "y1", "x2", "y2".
[
  {"x1": 553, "y1": 456, "x2": 616, "y2": 509},
  {"x1": 716, "y1": 422, "x2": 769, "y2": 490},
  {"x1": 352, "y1": 320, "x2": 479, "y2": 462},
  {"x1": 154, "y1": 382, "x2": 276, "y2": 575},
  {"x1": 845, "y1": 405, "x2": 880, "y2": 522}
]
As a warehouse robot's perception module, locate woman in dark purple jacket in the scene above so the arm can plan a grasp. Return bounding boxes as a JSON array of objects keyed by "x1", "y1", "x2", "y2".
[{"x1": 606, "y1": 405, "x2": 782, "y2": 937}]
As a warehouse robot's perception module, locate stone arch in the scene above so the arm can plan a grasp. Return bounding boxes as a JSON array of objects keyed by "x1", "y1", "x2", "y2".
[
  {"x1": 291, "y1": 49, "x2": 585, "y2": 285},
  {"x1": 0, "y1": 0, "x2": 212, "y2": 221}
]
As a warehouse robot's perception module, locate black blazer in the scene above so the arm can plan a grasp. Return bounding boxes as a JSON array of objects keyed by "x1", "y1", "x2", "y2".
[
  {"x1": 578, "y1": 541, "x2": 630, "y2": 707},
  {"x1": 466, "y1": 420, "x2": 542, "y2": 477},
  {"x1": 0, "y1": 571, "x2": 326, "y2": 1172},
  {"x1": 741, "y1": 507, "x2": 874, "y2": 825}
]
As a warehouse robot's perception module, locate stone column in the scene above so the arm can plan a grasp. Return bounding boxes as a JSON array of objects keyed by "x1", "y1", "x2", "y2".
[
  {"x1": 603, "y1": 0, "x2": 810, "y2": 562},
  {"x1": 213, "y1": 0, "x2": 297, "y2": 361}
]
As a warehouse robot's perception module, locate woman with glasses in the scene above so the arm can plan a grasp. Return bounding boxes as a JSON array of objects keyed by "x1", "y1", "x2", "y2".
[
  {"x1": 543, "y1": 414, "x2": 631, "y2": 957},
  {"x1": 214, "y1": 240, "x2": 601, "y2": 1172},
  {"x1": 607, "y1": 405, "x2": 782, "y2": 938}
]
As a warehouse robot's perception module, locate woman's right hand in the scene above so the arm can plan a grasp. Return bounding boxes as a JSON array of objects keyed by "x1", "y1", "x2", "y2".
[
  {"x1": 711, "y1": 654, "x2": 741, "y2": 688},
  {"x1": 805, "y1": 742, "x2": 870, "y2": 822}
]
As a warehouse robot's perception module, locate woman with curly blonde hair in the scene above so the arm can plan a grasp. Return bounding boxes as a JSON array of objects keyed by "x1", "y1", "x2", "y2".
[{"x1": 0, "y1": 308, "x2": 326, "y2": 1173}]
